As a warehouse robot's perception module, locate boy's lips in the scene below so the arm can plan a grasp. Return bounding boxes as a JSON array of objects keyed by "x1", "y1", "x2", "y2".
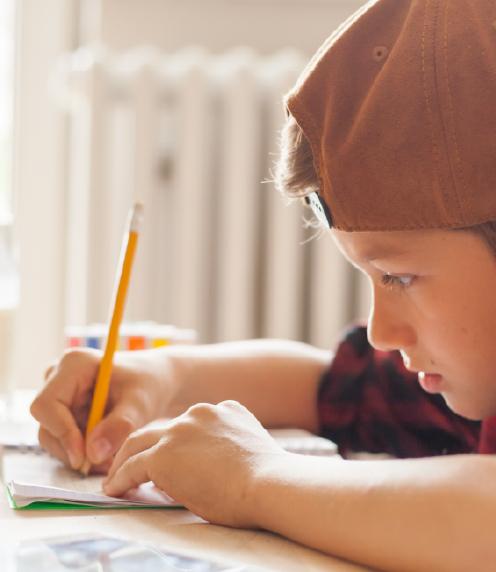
[
  {"x1": 402, "y1": 359, "x2": 445, "y2": 392},
  {"x1": 418, "y1": 372, "x2": 444, "y2": 393}
]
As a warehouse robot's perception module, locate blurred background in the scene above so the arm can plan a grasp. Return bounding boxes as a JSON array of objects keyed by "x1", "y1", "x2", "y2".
[{"x1": 0, "y1": 0, "x2": 369, "y2": 395}]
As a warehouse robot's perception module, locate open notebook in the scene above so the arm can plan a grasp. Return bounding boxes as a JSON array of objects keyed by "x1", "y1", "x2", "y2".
[
  {"x1": 3, "y1": 450, "x2": 180, "y2": 509},
  {"x1": 6, "y1": 480, "x2": 180, "y2": 509},
  {"x1": 3, "y1": 428, "x2": 338, "y2": 510}
]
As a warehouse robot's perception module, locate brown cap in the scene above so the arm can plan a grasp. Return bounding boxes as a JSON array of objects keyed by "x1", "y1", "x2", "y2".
[{"x1": 286, "y1": 0, "x2": 496, "y2": 231}]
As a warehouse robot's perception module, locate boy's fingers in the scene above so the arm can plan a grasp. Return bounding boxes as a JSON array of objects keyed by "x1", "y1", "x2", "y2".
[
  {"x1": 38, "y1": 427, "x2": 75, "y2": 469},
  {"x1": 107, "y1": 429, "x2": 164, "y2": 481},
  {"x1": 103, "y1": 451, "x2": 151, "y2": 497},
  {"x1": 88, "y1": 458, "x2": 113, "y2": 476},
  {"x1": 31, "y1": 398, "x2": 85, "y2": 468},
  {"x1": 86, "y1": 403, "x2": 145, "y2": 465},
  {"x1": 43, "y1": 362, "x2": 57, "y2": 382}
]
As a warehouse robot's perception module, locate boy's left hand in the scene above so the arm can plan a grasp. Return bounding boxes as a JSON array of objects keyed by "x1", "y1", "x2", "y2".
[{"x1": 103, "y1": 400, "x2": 287, "y2": 527}]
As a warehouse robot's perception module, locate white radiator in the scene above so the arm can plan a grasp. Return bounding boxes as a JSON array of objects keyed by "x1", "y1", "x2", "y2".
[{"x1": 57, "y1": 46, "x2": 367, "y2": 349}]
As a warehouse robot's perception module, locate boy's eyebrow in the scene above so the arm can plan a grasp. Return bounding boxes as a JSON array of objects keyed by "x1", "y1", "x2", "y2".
[{"x1": 357, "y1": 245, "x2": 411, "y2": 262}]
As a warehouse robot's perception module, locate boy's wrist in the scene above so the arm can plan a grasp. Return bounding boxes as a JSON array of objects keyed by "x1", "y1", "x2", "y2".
[
  {"x1": 151, "y1": 347, "x2": 185, "y2": 418},
  {"x1": 118, "y1": 347, "x2": 184, "y2": 420},
  {"x1": 242, "y1": 451, "x2": 294, "y2": 530}
]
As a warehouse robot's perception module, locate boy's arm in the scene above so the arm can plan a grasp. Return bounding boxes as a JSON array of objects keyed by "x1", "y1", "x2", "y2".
[
  {"x1": 103, "y1": 398, "x2": 495, "y2": 572},
  {"x1": 31, "y1": 338, "x2": 330, "y2": 470},
  {"x1": 164, "y1": 339, "x2": 331, "y2": 431},
  {"x1": 252, "y1": 453, "x2": 496, "y2": 572}
]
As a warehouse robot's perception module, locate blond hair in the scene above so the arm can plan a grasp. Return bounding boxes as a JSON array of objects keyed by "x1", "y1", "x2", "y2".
[{"x1": 275, "y1": 115, "x2": 496, "y2": 252}]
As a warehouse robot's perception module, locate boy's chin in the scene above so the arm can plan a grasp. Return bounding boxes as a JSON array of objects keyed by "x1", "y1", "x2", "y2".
[{"x1": 442, "y1": 394, "x2": 485, "y2": 422}]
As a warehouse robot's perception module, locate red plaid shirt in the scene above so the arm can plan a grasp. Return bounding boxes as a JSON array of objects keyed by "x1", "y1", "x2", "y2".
[{"x1": 318, "y1": 323, "x2": 496, "y2": 457}]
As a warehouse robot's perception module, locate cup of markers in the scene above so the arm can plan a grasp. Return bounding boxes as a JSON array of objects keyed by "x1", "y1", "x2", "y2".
[{"x1": 65, "y1": 322, "x2": 196, "y2": 351}]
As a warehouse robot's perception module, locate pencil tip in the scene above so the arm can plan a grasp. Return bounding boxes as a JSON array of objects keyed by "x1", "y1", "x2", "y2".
[{"x1": 130, "y1": 203, "x2": 144, "y2": 231}]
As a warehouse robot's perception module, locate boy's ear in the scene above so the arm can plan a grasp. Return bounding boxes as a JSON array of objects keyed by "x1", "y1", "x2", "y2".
[{"x1": 304, "y1": 192, "x2": 332, "y2": 229}]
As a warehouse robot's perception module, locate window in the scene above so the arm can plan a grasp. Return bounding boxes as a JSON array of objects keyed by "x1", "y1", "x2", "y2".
[{"x1": 0, "y1": 0, "x2": 14, "y2": 221}]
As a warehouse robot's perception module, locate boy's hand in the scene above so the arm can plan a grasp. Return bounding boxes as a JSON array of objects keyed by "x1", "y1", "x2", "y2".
[
  {"x1": 103, "y1": 400, "x2": 287, "y2": 527},
  {"x1": 30, "y1": 348, "x2": 169, "y2": 472}
]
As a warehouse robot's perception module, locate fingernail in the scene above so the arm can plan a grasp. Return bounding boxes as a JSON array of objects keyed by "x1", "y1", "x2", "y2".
[
  {"x1": 102, "y1": 480, "x2": 113, "y2": 495},
  {"x1": 91, "y1": 438, "x2": 112, "y2": 464},
  {"x1": 68, "y1": 449, "x2": 80, "y2": 470}
]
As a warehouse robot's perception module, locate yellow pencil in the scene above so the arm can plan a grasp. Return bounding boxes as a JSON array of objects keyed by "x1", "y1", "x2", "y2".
[{"x1": 80, "y1": 202, "x2": 144, "y2": 475}]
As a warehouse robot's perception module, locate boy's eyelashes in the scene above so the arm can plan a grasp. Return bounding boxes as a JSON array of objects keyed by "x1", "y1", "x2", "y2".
[
  {"x1": 349, "y1": 260, "x2": 420, "y2": 291},
  {"x1": 379, "y1": 274, "x2": 416, "y2": 291}
]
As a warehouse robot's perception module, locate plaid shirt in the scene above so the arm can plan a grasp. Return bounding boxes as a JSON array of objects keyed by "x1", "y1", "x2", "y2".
[{"x1": 318, "y1": 323, "x2": 496, "y2": 457}]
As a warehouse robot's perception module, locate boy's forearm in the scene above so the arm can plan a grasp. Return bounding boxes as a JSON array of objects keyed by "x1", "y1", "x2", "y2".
[
  {"x1": 250, "y1": 454, "x2": 496, "y2": 572},
  {"x1": 159, "y1": 339, "x2": 331, "y2": 431}
]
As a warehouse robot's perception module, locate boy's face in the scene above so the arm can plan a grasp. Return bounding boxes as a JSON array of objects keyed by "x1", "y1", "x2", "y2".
[{"x1": 331, "y1": 228, "x2": 496, "y2": 421}]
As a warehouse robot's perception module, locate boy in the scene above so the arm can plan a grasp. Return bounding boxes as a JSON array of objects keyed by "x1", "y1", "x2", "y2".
[{"x1": 31, "y1": 0, "x2": 496, "y2": 570}]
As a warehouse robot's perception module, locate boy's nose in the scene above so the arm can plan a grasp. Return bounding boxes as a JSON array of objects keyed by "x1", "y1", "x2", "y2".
[{"x1": 367, "y1": 289, "x2": 417, "y2": 353}]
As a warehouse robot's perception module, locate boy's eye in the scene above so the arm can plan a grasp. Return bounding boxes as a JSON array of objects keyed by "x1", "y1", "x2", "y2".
[{"x1": 380, "y1": 274, "x2": 415, "y2": 290}]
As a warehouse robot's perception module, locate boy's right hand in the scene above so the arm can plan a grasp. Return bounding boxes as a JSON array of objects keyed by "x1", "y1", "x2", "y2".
[{"x1": 30, "y1": 348, "x2": 168, "y2": 473}]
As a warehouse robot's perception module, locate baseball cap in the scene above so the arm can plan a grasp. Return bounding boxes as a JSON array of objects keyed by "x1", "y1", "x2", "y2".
[{"x1": 286, "y1": 0, "x2": 496, "y2": 231}]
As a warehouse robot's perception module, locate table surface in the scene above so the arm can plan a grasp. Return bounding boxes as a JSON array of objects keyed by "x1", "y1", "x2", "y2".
[
  {"x1": 0, "y1": 393, "x2": 372, "y2": 571},
  {"x1": 0, "y1": 454, "x2": 375, "y2": 572}
]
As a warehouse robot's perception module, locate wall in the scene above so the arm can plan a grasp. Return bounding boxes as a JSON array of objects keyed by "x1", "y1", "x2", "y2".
[{"x1": 80, "y1": 0, "x2": 365, "y2": 55}]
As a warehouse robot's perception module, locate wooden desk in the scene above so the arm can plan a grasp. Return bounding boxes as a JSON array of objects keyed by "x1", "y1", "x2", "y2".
[
  {"x1": 0, "y1": 393, "x2": 372, "y2": 571},
  {"x1": 0, "y1": 451, "x2": 371, "y2": 572}
]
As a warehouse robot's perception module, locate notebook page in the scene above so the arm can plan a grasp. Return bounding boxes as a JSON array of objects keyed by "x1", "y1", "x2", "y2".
[
  {"x1": 3, "y1": 451, "x2": 104, "y2": 493},
  {"x1": 0, "y1": 419, "x2": 39, "y2": 449},
  {"x1": 8, "y1": 480, "x2": 177, "y2": 507},
  {"x1": 8, "y1": 480, "x2": 127, "y2": 506},
  {"x1": 3, "y1": 452, "x2": 178, "y2": 507}
]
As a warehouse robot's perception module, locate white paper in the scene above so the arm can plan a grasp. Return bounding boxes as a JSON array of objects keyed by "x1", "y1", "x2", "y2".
[
  {"x1": 3, "y1": 453, "x2": 179, "y2": 508},
  {"x1": 269, "y1": 428, "x2": 338, "y2": 456},
  {"x1": 0, "y1": 419, "x2": 39, "y2": 449},
  {"x1": 7, "y1": 479, "x2": 179, "y2": 508}
]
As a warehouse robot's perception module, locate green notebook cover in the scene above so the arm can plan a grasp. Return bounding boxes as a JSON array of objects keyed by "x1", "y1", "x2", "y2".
[{"x1": 5, "y1": 485, "x2": 183, "y2": 511}]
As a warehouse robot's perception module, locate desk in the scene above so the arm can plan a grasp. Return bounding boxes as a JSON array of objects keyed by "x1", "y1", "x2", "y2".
[
  {"x1": 0, "y1": 451, "x2": 372, "y2": 572},
  {"x1": 0, "y1": 393, "x2": 372, "y2": 571}
]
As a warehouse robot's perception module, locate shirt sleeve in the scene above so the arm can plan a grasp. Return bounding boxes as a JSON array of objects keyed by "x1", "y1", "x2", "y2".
[{"x1": 317, "y1": 323, "x2": 480, "y2": 458}]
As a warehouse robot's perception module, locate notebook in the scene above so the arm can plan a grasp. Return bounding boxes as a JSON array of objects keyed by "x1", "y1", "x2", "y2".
[
  {"x1": 6, "y1": 480, "x2": 180, "y2": 510},
  {"x1": 0, "y1": 419, "x2": 40, "y2": 451},
  {"x1": 3, "y1": 428, "x2": 338, "y2": 510},
  {"x1": 3, "y1": 451, "x2": 180, "y2": 510}
]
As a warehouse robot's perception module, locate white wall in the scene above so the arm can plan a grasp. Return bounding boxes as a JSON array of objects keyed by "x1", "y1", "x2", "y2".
[{"x1": 80, "y1": 0, "x2": 365, "y2": 55}]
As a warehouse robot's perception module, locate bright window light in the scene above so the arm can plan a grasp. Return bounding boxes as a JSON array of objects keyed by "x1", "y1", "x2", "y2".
[{"x1": 0, "y1": 0, "x2": 15, "y2": 221}]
